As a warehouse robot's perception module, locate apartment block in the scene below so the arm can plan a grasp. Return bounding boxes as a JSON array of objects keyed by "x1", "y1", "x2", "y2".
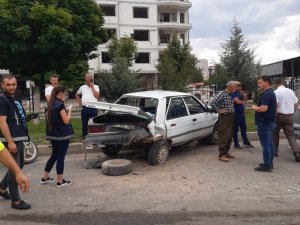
[{"x1": 89, "y1": 0, "x2": 192, "y2": 90}]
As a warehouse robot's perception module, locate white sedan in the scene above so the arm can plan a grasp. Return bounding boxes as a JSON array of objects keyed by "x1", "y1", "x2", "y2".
[{"x1": 85, "y1": 90, "x2": 218, "y2": 165}]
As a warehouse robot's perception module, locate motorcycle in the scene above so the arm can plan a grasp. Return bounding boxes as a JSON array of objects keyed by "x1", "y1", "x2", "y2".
[{"x1": 24, "y1": 113, "x2": 40, "y2": 164}]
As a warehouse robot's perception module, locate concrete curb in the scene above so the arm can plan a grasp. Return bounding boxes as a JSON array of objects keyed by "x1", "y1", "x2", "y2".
[{"x1": 37, "y1": 131, "x2": 286, "y2": 156}]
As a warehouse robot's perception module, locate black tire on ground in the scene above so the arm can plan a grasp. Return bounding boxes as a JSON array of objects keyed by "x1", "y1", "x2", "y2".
[
  {"x1": 295, "y1": 152, "x2": 300, "y2": 162},
  {"x1": 23, "y1": 141, "x2": 38, "y2": 164},
  {"x1": 204, "y1": 124, "x2": 218, "y2": 145},
  {"x1": 102, "y1": 145, "x2": 122, "y2": 156},
  {"x1": 102, "y1": 159, "x2": 132, "y2": 176},
  {"x1": 148, "y1": 140, "x2": 169, "y2": 166}
]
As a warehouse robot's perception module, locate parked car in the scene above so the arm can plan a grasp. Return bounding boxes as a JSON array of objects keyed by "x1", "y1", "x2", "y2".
[
  {"x1": 84, "y1": 90, "x2": 218, "y2": 165},
  {"x1": 293, "y1": 106, "x2": 300, "y2": 162}
]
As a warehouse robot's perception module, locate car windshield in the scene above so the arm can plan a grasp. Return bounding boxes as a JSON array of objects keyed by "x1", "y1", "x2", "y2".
[{"x1": 116, "y1": 96, "x2": 158, "y2": 118}]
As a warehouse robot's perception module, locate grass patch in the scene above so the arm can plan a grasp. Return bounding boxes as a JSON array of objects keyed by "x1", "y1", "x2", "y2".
[
  {"x1": 27, "y1": 118, "x2": 83, "y2": 145},
  {"x1": 245, "y1": 108, "x2": 256, "y2": 132}
]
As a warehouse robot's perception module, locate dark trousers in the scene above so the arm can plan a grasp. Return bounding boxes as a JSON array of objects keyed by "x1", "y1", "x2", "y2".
[
  {"x1": 217, "y1": 113, "x2": 235, "y2": 157},
  {"x1": 45, "y1": 140, "x2": 70, "y2": 175},
  {"x1": 257, "y1": 122, "x2": 276, "y2": 167},
  {"x1": 0, "y1": 142, "x2": 24, "y2": 202},
  {"x1": 81, "y1": 106, "x2": 98, "y2": 138},
  {"x1": 273, "y1": 113, "x2": 299, "y2": 154},
  {"x1": 233, "y1": 112, "x2": 250, "y2": 146}
]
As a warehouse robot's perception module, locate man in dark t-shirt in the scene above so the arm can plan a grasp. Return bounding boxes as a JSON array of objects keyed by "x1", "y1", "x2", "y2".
[{"x1": 251, "y1": 75, "x2": 277, "y2": 172}]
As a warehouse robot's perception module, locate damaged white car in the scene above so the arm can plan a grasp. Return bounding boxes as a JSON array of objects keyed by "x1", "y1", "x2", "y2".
[{"x1": 84, "y1": 90, "x2": 218, "y2": 165}]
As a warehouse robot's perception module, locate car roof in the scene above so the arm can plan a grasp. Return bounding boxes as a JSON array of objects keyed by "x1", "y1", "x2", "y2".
[{"x1": 122, "y1": 90, "x2": 192, "y2": 99}]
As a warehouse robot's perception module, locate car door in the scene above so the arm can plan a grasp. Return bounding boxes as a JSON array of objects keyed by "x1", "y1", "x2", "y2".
[
  {"x1": 183, "y1": 96, "x2": 216, "y2": 138},
  {"x1": 165, "y1": 97, "x2": 195, "y2": 145}
]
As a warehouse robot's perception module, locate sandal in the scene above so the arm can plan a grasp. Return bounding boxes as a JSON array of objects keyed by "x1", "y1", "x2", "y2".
[
  {"x1": 0, "y1": 190, "x2": 10, "y2": 199},
  {"x1": 11, "y1": 200, "x2": 31, "y2": 210}
]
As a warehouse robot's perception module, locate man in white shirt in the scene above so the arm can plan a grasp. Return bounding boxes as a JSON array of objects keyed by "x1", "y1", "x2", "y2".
[
  {"x1": 75, "y1": 73, "x2": 100, "y2": 138},
  {"x1": 273, "y1": 78, "x2": 300, "y2": 160},
  {"x1": 45, "y1": 74, "x2": 59, "y2": 102}
]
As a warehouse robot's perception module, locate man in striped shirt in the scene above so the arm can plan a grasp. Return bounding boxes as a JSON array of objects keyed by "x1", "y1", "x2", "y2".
[{"x1": 211, "y1": 81, "x2": 237, "y2": 162}]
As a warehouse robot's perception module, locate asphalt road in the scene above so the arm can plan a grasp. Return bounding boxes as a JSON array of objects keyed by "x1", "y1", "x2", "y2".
[{"x1": 1, "y1": 140, "x2": 300, "y2": 225}]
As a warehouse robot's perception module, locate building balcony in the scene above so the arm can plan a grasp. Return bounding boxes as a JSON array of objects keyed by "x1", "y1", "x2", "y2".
[
  {"x1": 157, "y1": 0, "x2": 192, "y2": 11},
  {"x1": 157, "y1": 22, "x2": 192, "y2": 32}
]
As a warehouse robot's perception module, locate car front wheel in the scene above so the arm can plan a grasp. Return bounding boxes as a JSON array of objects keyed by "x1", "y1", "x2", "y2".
[{"x1": 148, "y1": 140, "x2": 169, "y2": 165}]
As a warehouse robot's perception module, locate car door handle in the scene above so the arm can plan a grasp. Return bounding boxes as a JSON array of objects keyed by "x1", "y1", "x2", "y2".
[
  {"x1": 171, "y1": 123, "x2": 176, "y2": 127},
  {"x1": 193, "y1": 118, "x2": 197, "y2": 122}
]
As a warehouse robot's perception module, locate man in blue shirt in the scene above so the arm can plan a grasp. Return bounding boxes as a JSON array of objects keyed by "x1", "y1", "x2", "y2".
[
  {"x1": 231, "y1": 81, "x2": 254, "y2": 149},
  {"x1": 251, "y1": 75, "x2": 277, "y2": 172}
]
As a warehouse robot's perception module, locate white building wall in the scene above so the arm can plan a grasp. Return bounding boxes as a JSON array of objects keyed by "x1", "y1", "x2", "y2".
[{"x1": 91, "y1": 0, "x2": 192, "y2": 89}]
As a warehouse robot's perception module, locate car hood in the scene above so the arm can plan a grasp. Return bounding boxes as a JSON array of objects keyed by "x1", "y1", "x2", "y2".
[{"x1": 86, "y1": 101, "x2": 153, "y2": 120}]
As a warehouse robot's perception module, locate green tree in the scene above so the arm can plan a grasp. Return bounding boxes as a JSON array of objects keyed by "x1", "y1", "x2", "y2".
[
  {"x1": 157, "y1": 35, "x2": 203, "y2": 91},
  {"x1": 107, "y1": 36, "x2": 137, "y2": 67},
  {"x1": 96, "y1": 57, "x2": 140, "y2": 102},
  {"x1": 211, "y1": 21, "x2": 260, "y2": 91},
  {"x1": 96, "y1": 36, "x2": 139, "y2": 101},
  {"x1": 0, "y1": 0, "x2": 107, "y2": 86}
]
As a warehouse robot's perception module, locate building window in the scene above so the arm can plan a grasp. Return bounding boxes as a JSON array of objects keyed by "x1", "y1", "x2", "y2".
[
  {"x1": 180, "y1": 13, "x2": 185, "y2": 23},
  {"x1": 133, "y1": 30, "x2": 149, "y2": 41},
  {"x1": 135, "y1": 53, "x2": 150, "y2": 63},
  {"x1": 100, "y1": 5, "x2": 115, "y2": 16},
  {"x1": 160, "y1": 33, "x2": 170, "y2": 44},
  {"x1": 180, "y1": 34, "x2": 185, "y2": 44},
  {"x1": 105, "y1": 28, "x2": 116, "y2": 39},
  {"x1": 133, "y1": 7, "x2": 148, "y2": 18},
  {"x1": 102, "y1": 52, "x2": 111, "y2": 63}
]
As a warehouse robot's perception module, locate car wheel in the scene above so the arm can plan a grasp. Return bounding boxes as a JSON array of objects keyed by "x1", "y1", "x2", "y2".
[
  {"x1": 208, "y1": 126, "x2": 218, "y2": 145},
  {"x1": 102, "y1": 145, "x2": 122, "y2": 156},
  {"x1": 295, "y1": 152, "x2": 300, "y2": 162},
  {"x1": 148, "y1": 140, "x2": 169, "y2": 166},
  {"x1": 102, "y1": 159, "x2": 132, "y2": 176}
]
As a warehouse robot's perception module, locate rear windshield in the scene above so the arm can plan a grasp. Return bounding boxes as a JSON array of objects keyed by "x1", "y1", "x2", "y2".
[{"x1": 116, "y1": 97, "x2": 158, "y2": 117}]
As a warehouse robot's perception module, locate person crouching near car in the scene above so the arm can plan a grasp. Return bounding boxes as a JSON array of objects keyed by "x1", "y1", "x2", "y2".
[
  {"x1": 41, "y1": 86, "x2": 74, "y2": 188},
  {"x1": 211, "y1": 81, "x2": 237, "y2": 162}
]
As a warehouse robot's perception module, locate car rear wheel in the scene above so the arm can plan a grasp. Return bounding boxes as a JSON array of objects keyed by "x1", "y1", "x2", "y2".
[
  {"x1": 102, "y1": 145, "x2": 122, "y2": 156},
  {"x1": 148, "y1": 140, "x2": 169, "y2": 166}
]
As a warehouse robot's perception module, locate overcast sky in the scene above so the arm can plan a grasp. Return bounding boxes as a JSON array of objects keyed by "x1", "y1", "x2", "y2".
[{"x1": 189, "y1": 0, "x2": 300, "y2": 65}]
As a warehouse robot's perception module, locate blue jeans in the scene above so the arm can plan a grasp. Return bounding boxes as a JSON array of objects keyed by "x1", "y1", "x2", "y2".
[
  {"x1": 81, "y1": 106, "x2": 98, "y2": 138},
  {"x1": 256, "y1": 122, "x2": 276, "y2": 167},
  {"x1": 233, "y1": 112, "x2": 249, "y2": 146},
  {"x1": 0, "y1": 142, "x2": 24, "y2": 202},
  {"x1": 45, "y1": 140, "x2": 70, "y2": 174}
]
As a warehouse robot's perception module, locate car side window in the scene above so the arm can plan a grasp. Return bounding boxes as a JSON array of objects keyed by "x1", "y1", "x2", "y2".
[
  {"x1": 167, "y1": 97, "x2": 188, "y2": 120},
  {"x1": 183, "y1": 96, "x2": 204, "y2": 115}
]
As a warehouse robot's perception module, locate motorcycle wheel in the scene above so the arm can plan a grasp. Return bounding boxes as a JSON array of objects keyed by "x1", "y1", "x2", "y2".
[{"x1": 23, "y1": 141, "x2": 38, "y2": 164}]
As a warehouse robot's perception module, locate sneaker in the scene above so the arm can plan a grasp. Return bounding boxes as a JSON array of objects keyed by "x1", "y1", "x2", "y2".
[
  {"x1": 242, "y1": 143, "x2": 254, "y2": 148},
  {"x1": 56, "y1": 179, "x2": 72, "y2": 188},
  {"x1": 11, "y1": 200, "x2": 31, "y2": 210},
  {"x1": 259, "y1": 163, "x2": 274, "y2": 169},
  {"x1": 254, "y1": 166, "x2": 272, "y2": 172},
  {"x1": 85, "y1": 145, "x2": 93, "y2": 150},
  {"x1": 40, "y1": 177, "x2": 55, "y2": 184},
  {"x1": 0, "y1": 190, "x2": 10, "y2": 199},
  {"x1": 234, "y1": 145, "x2": 243, "y2": 150}
]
